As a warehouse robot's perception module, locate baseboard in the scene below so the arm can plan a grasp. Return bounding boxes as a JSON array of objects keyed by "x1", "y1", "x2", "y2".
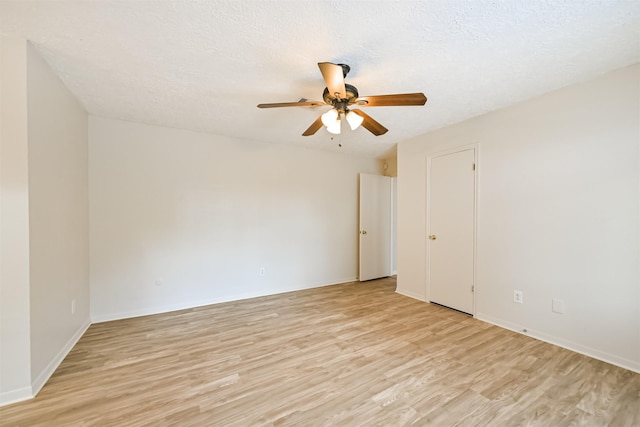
[
  {"x1": 476, "y1": 313, "x2": 640, "y2": 374},
  {"x1": 0, "y1": 318, "x2": 91, "y2": 408},
  {"x1": 92, "y1": 277, "x2": 358, "y2": 323},
  {"x1": 0, "y1": 385, "x2": 33, "y2": 407},
  {"x1": 395, "y1": 288, "x2": 426, "y2": 302},
  {"x1": 31, "y1": 318, "x2": 92, "y2": 397}
]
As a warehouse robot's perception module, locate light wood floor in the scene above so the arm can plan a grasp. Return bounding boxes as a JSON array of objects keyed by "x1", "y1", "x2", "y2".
[{"x1": 1, "y1": 277, "x2": 638, "y2": 426}]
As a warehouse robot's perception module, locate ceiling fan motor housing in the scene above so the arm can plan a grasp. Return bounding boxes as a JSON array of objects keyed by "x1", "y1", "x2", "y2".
[{"x1": 323, "y1": 83, "x2": 359, "y2": 109}]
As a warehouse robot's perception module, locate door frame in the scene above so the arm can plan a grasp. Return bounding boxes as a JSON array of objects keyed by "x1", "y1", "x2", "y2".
[{"x1": 425, "y1": 144, "x2": 478, "y2": 316}]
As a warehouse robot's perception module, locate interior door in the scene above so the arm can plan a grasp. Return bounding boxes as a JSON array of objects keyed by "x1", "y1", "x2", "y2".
[
  {"x1": 359, "y1": 173, "x2": 391, "y2": 281},
  {"x1": 428, "y1": 148, "x2": 476, "y2": 314}
]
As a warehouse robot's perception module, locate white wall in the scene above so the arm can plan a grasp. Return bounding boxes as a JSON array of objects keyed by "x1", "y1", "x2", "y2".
[
  {"x1": 397, "y1": 64, "x2": 640, "y2": 372},
  {"x1": 26, "y1": 43, "x2": 90, "y2": 394},
  {"x1": 0, "y1": 37, "x2": 32, "y2": 404},
  {"x1": 384, "y1": 157, "x2": 398, "y2": 275},
  {"x1": 391, "y1": 177, "x2": 397, "y2": 275},
  {"x1": 0, "y1": 38, "x2": 89, "y2": 406},
  {"x1": 90, "y1": 117, "x2": 380, "y2": 321}
]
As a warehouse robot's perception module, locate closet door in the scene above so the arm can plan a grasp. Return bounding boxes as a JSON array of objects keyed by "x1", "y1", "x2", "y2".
[
  {"x1": 359, "y1": 173, "x2": 391, "y2": 281},
  {"x1": 428, "y1": 148, "x2": 476, "y2": 314}
]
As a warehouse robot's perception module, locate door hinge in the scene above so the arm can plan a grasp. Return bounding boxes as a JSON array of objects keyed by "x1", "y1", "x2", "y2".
[
  {"x1": 472, "y1": 163, "x2": 476, "y2": 171},
  {"x1": 471, "y1": 285, "x2": 475, "y2": 292}
]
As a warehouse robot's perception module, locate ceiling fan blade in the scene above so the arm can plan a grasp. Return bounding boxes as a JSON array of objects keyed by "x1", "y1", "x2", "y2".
[
  {"x1": 257, "y1": 101, "x2": 325, "y2": 108},
  {"x1": 318, "y1": 62, "x2": 346, "y2": 99},
  {"x1": 352, "y1": 110, "x2": 388, "y2": 136},
  {"x1": 356, "y1": 93, "x2": 427, "y2": 107},
  {"x1": 302, "y1": 116, "x2": 324, "y2": 136}
]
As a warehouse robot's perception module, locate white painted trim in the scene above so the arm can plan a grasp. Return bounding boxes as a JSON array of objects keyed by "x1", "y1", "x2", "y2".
[
  {"x1": 0, "y1": 386, "x2": 33, "y2": 407},
  {"x1": 92, "y1": 277, "x2": 358, "y2": 323},
  {"x1": 395, "y1": 288, "x2": 426, "y2": 302},
  {"x1": 425, "y1": 144, "x2": 478, "y2": 315},
  {"x1": 0, "y1": 318, "x2": 91, "y2": 407},
  {"x1": 31, "y1": 318, "x2": 92, "y2": 397},
  {"x1": 477, "y1": 313, "x2": 640, "y2": 374}
]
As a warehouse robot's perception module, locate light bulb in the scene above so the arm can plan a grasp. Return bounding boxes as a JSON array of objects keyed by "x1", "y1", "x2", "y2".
[
  {"x1": 321, "y1": 109, "x2": 339, "y2": 127},
  {"x1": 346, "y1": 110, "x2": 364, "y2": 130},
  {"x1": 326, "y1": 118, "x2": 341, "y2": 134}
]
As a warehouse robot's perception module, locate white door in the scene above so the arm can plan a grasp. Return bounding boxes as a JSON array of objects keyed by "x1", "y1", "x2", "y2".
[
  {"x1": 428, "y1": 148, "x2": 476, "y2": 314},
  {"x1": 359, "y1": 173, "x2": 391, "y2": 281}
]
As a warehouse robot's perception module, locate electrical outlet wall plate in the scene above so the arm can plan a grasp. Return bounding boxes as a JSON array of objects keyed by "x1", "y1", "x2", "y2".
[{"x1": 514, "y1": 290, "x2": 523, "y2": 304}]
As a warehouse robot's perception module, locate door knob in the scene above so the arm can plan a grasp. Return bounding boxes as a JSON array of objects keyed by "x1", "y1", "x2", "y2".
[
  {"x1": 361, "y1": 230, "x2": 367, "y2": 235},
  {"x1": 429, "y1": 235, "x2": 437, "y2": 240}
]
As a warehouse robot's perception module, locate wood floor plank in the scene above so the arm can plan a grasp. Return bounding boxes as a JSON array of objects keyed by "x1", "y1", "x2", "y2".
[{"x1": 1, "y1": 277, "x2": 638, "y2": 426}]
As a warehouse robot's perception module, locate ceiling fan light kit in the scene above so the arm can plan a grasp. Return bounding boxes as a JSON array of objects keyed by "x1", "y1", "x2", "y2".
[
  {"x1": 321, "y1": 108, "x2": 339, "y2": 127},
  {"x1": 326, "y1": 117, "x2": 341, "y2": 135},
  {"x1": 346, "y1": 110, "x2": 364, "y2": 130},
  {"x1": 257, "y1": 62, "x2": 427, "y2": 137}
]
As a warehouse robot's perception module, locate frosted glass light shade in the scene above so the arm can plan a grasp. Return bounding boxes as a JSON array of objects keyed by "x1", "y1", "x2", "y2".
[
  {"x1": 346, "y1": 110, "x2": 364, "y2": 130},
  {"x1": 321, "y1": 109, "x2": 339, "y2": 127},
  {"x1": 326, "y1": 118, "x2": 341, "y2": 134}
]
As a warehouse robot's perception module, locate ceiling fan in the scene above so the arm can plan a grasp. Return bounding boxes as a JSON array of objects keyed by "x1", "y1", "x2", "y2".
[{"x1": 257, "y1": 62, "x2": 427, "y2": 137}]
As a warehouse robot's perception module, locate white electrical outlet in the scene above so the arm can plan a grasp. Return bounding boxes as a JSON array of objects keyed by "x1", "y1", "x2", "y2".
[
  {"x1": 514, "y1": 290, "x2": 523, "y2": 304},
  {"x1": 259, "y1": 267, "x2": 266, "y2": 276}
]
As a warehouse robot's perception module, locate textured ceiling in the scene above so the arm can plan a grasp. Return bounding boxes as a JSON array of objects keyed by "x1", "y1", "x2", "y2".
[{"x1": 1, "y1": 1, "x2": 639, "y2": 158}]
